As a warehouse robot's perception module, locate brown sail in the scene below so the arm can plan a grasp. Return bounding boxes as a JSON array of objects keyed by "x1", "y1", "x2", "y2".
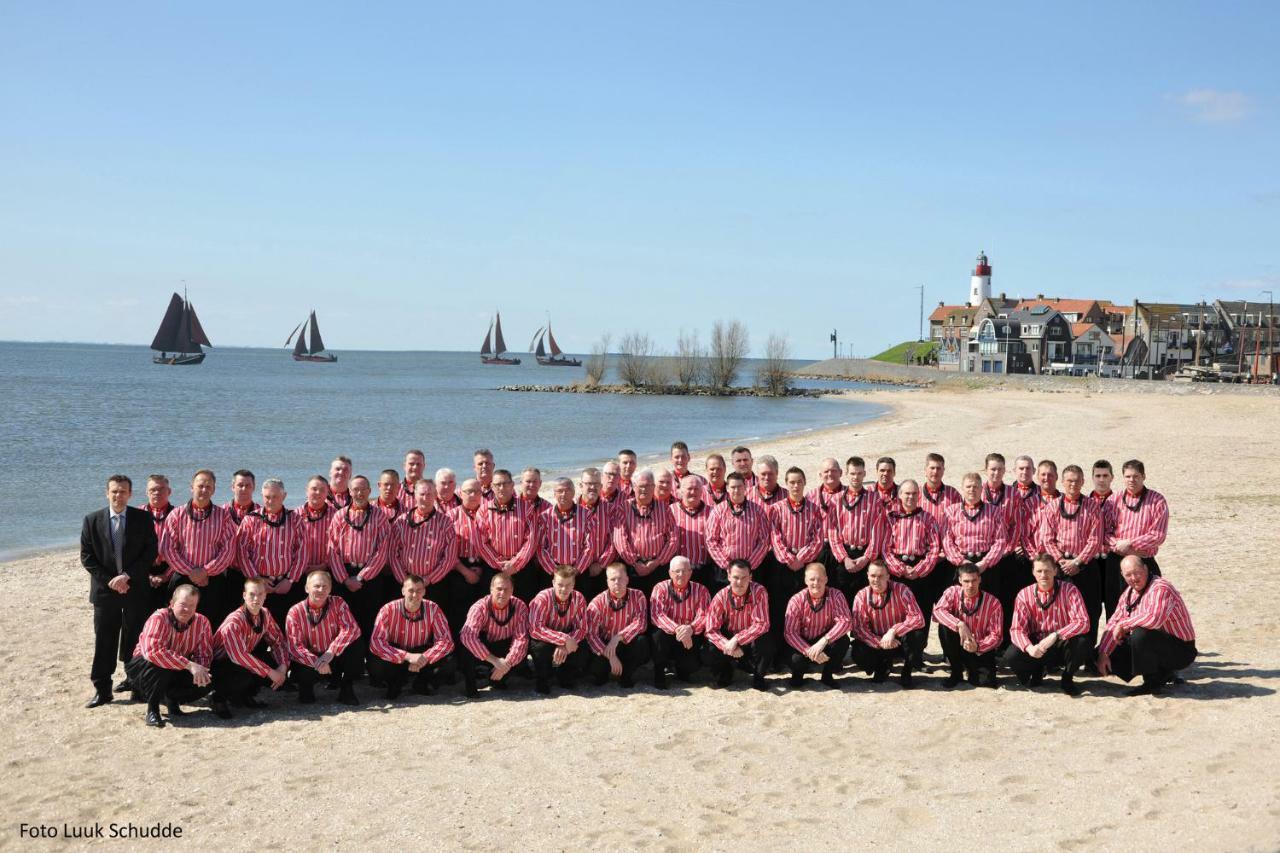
[{"x1": 481, "y1": 312, "x2": 521, "y2": 364}]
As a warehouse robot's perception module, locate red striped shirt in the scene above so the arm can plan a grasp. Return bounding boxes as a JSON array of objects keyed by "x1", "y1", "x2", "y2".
[
  {"x1": 783, "y1": 588, "x2": 852, "y2": 651},
  {"x1": 460, "y1": 596, "x2": 530, "y2": 664},
  {"x1": 477, "y1": 498, "x2": 540, "y2": 572},
  {"x1": 851, "y1": 582, "x2": 925, "y2": 648},
  {"x1": 612, "y1": 500, "x2": 678, "y2": 567},
  {"x1": 578, "y1": 499, "x2": 617, "y2": 566},
  {"x1": 983, "y1": 482, "x2": 1030, "y2": 556},
  {"x1": 1089, "y1": 490, "x2": 1119, "y2": 553},
  {"x1": 285, "y1": 596, "x2": 361, "y2": 667},
  {"x1": 1097, "y1": 577, "x2": 1194, "y2": 656},
  {"x1": 1023, "y1": 490, "x2": 1062, "y2": 554},
  {"x1": 397, "y1": 479, "x2": 424, "y2": 513},
  {"x1": 326, "y1": 488, "x2": 352, "y2": 510},
  {"x1": 747, "y1": 485, "x2": 787, "y2": 509},
  {"x1": 538, "y1": 503, "x2": 595, "y2": 575},
  {"x1": 160, "y1": 502, "x2": 237, "y2": 578},
  {"x1": 372, "y1": 498, "x2": 403, "y2": 525},
  {"x1": 932, "y1": 586, "x2": 1003, "y2": 653},
  {"x1": 649, "y1": 579, "x2": 711, "y2": 635},
  {"x1": 941, "y1": 502, "x2": 1009, "y2": 570},
  {"x1": 390, "y1": 508, "x2": 458, "y2": 585},
  {"x1": 705, "y1": 500, "x2": 772, "y2": 570},
  {"x1": 769, "y1": 498, "x2": 825, "y2": 566},
  {"x1": 1037, "y1": 497, "x2": 1102, "y2": 564},
  {"x1": 872, "y1": 482, "x2": 901, "y2": 513},
  {"x1": 326, "y1": 506, "x2": 392, "y2": 583},
  {"x1": 528, "y1": 588, "x2": 589, "y2": 646},
  {"x1": 369, "y1": 599, "x2": 454, "y2": 664},
  {"x1": 292, "y1": 502, "x2": 337, "y2": 569},
  {"x1": 585, "y1": 589, "x2": 648, "y2": 654},
  {"x1": 213, "y1": 606, "x2": 288, "y2": 677},
  {"x1": 223, "y1": 500, "x2": 261, "y2": 527},
  {"x1": 141, "y1": 502, "x2": 176, "y2": 578},
  {"x1": 826, "y1": 488, "x2": 888, "y2": 560},
  {"x1": 134, "y1": 608, "x2": 214, "y2": 670},
  {"x1": 705, "y1": 582, "x2": 770, "y2": 651},
  {"x1": 920, "y1": 482, "x2": 961, "y2": 528},
  {"x1": 235, "y1": 510, "x2": 306, "y2": 582},
  {"x1": 883, "y1": 508, "x2": 942, "y2": 578},
  {"x1": 1109, "y1": 488, "x2": 1170, "y2": 557},
  {"x1": 805, "y1": 484, "x2": 845, "y2": 521},
  {"x1": 669, "y1": 501, "x2": 712, "y2": 567},
  {"x1": 450, "y1": 504, "x2": 486, "y2": 563},
  {"x1": 1009, "y1": 581, "x2": 1090, "y2": 651}
]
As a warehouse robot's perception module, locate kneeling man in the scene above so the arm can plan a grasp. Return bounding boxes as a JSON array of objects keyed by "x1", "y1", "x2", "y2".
[
  {"x1": 783, "y1": 562, "x2": 852, "y2": 687},
  {"x1": 368, "y1": 574, "x2": 455, "y2": 699},
  {"x1": 285, "y1": 570, "x2": 362, "y2": 706},
  {"x1": 933, "y1": 563, "x2": 1003, "y2": 688},
  {"x1": 585, "y1": 563, "x2": 651, "y2": 687},
  {"x1": 849, "y1": 561, "x2": 926, "y2": 687},
  {"x1": 528, "y1": 565, "x2": 592, "y2": 694},
  {"x1": 210, "y1": 577, "x2": 289, "y2": 718},
  {"x1": 1096, "y1": 555, "x2": 1196, "y2": 695},
  {"x1": 1002, "y1": 554, "x2": 1092, "y2": 695},
  {"x1": 125, "y1": 584, "x2": 213, "y2": 728},
  {"x1": 704, "y1": 560, "x2": 773, "y2": 690},
  {"x1": 649, "y1": 556, "x2": 711, "y2": 688},
  {"x1": 459, "y1": 573, "x2": 529, "y2": 697}
]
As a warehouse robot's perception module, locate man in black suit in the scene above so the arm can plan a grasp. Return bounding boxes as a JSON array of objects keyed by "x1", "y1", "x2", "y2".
[{"x1": 80, "y1": 474, "x2": 158, "y2": 707}]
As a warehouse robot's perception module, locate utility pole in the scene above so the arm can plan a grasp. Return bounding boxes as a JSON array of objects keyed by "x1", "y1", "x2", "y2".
[
  {"x1": 830, "y1": 329, "x2": 838, "y2": 360},
  {"x1": 1264, "y1": 290, "x2": 1275, "y2": 383},
  {"x1": 915, "y1": 285, "x2": 925, "y2": 341}
]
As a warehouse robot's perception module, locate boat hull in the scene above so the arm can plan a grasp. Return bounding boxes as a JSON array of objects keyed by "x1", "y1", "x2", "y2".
[
  {"x1": 153, "y1": 353, "x2": 206, "y2": 365},
  {"x1": 481, "y1": 356, "x2": 522, "y2": 365},
  {"x1": 536, "y1": 356, "x2": 582, "y2": 366},
  {"x1": 293, "y1": 353, "x2": 338, "y2": 363}
]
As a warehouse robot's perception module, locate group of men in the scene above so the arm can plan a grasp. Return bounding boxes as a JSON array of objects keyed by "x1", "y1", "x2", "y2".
[{"x1": 80, "y1": 442, "x2": 1197, "y2": 727}]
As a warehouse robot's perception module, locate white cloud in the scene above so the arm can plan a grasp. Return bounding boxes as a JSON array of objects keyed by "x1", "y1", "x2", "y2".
[{"x1": 1172, "y1": 88, "x2": 1252, "y2": 123}]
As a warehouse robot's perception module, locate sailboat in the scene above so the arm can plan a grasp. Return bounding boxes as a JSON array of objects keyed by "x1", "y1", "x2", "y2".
[
  {"x1": 529, "y1": 319, "x2": 582, "y2": 366},
  {"x1": 150, "y1": 291, "x2": 212, "y2": 365},
  {"x1": 480, "y1": 312, "x2": 521, "y2": 365},
  {"x1": 285, "y1": 311, "x2": 338, "y2": 363}
]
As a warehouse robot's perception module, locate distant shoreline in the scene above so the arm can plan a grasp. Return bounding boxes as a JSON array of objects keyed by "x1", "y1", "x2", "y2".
[{"x1": 497, "y1": 382, "x2": 842, "y2": 397}]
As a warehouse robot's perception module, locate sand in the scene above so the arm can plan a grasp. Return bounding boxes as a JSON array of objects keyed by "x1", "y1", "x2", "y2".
[{"x1": 3, "y1": 387, "x2": 1278, "y2": 852}]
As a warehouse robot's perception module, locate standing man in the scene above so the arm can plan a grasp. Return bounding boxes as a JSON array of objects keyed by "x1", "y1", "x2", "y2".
[
  {"x1": 933, "y1": 563, "x2": 1003, "y2": 688},
  {"x1": 920, "y1": 453, "x2": 961, "y2": 528},
  {"x1": 872, "y1": 457, "x2": 900, "y2": 512},
  {"x1": 448, "y1": 478, "x2": 490, "y2": 634},
  {"x1": 235, "y1": 478, "x2": 306, "y2": 627},
  {"x1": 882, "y1": 479, "x2": 943, "y2": 656},
  {"x1": 1002, "y1": 554, "x2": 1092, "y2": 695},
  {"x1": 81, "y1": 474, "x2": 158, "y2": 707},
  {"x1": 1038, "y1": 464, "x2": 1103, "y2": 642},
  {"x1": 1105, "y1": 460, "x2": 1169, "y2": 618},
  {"x1": 124, "y1": 584, "x2": 213, "y2": 728},
  {"x1": 982, "y1": 452, "x2": 1031, "y2": 624},
  {"x1": 670, "y1": 475, "x2": 713, "y2": 590},
  {"x1": 140, "y1": 474, "x2": 176, "y2": 613},
  {"x1": 285, "y1": 570, "x2": 362, "y2": 705},
  {"x1": 397, "y1": 449, "x2": 427, "y2": 512},
  {"x1": 222, "y1": 469, "x2": 261, "y2": 618},
  {"x1": 749, "y1": 456, "x2": 786, "y2": 508},
  {"x1": 705, "y1": 472, "x2": 772, "y2": 590},
  {"x1": 389, "y1": 479, "x2": 458, "y2": 591},
  {"x1": 704, "y1": 454, "x2": 729, "y2": 504},
  {"x1": 600, "y1": 460, "x2": 625, "y2": 508},
  {"x1": 806, "y1": 457, "x2": 845, "y2": 521},
  {"x1": 670, "y1": 441, "x2": 706, "y2": 489},
  {"x1": 825, "y1": 456, "x2": 888, "y2": 598},
  {"x1": 327, "y1": 456, "x2": 353, "y2": 509},
  {"x1": 373, "y1": 469, "x2": 403, "y2": 523},
  {"x1": 1096, "y1": 555, "x2": 1194, "y2": 695},
  {"x1": 649, "y1": 556, "x2": 710, "y2": 688},
  {"x1": 478, "y1": 469, "x2": 542, "y2": 603},
  {"x1": 782, "y1": 563, "x2": 852, "y2": 687},
  {"x1": 459, "y1": 573, "x2": 529, "y2": 697},
  {"x1": 367, "y1": 574, "x2": 455, "y2": 699},
  {"x1": 941, "y1": 472, "x2": 1010, "y2": 637},
  {"x1": 612, "y1": 470, "x2": 678, "y2": 597},
  {"x1": 528, "y1": 565, "x2": 591, "y2": 694},
  {"x1": 435, "y1": 468, "x2": 461, "y2": 511},
  {"x1": 617, "y1": 450, "x2": 638, "y2": 500},
  {"x1": 161, "y1": 469, "x2": 237, "y2": 621},
  {"x1": 704, "y1": 560, "x2": 772, "y2": 690},
  {"x1": 224, "y1": 469, "x2": 261, "y2": 526},
  {"x1": 292, "y1": 475, "x2": 336, "y2": 622},
  {"x1": 538, "y1": 477, "x2": 595, "y2": 586},
  {"x1": 585, "y1": 564, "x2": 651, "y2": 688},
  {"x1": 327, "y1": 474, "x2": 393, "y2": 673},
  {"x1": 577, "y1": 467, "x2": 616, "y2": 600},
  {"x1": 519, "y1": 467, "x2": 549, "y2": 516},
  {"x1": 210, "y1": 577, "x2": 289, "y2": 718},
  {"x1": 473, "y1": 449, "x2": 496, "y2": 501},
  {"x1": 730, "y1": 446, "x2": 756, "y2": 489},
  {"x1": 654, "y1": 469, "x2": 676, "y2": 506},
  {"x1": 849, "y1": 561, "x2": 926, "y2": 687},
  {"x1": 768, "y1": 466, "x2": 825, "y2": 658}
]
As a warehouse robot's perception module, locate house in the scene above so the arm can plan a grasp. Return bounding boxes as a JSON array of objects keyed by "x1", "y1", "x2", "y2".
[
  {"x1": 964, "y1": 316, "x2": 1032, "y2": 374},
  {"x1": 1129, "y1": 302, "x2": 1228, "y2": 375},
  {"x1": 1004, "y1": 307, "x2": 1073, "y2": 373},
  {"x1": 929, "y1": 303, "x2": 981, "y2": 371},
  {"x1": 1070, "y1": 322, "x2": 1118, "y2": 367},
  {"x1": 1013, "y1": 297, "x2": 1109, "y2": 326}
]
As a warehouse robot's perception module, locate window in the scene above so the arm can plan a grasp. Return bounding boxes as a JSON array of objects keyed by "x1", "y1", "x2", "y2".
[
  {"x1": 982, "y1": 360, "x2": 992, "y2": 373},
  {"x1": 993, "y1": 361, "x2": 1004, "y2": 374}
]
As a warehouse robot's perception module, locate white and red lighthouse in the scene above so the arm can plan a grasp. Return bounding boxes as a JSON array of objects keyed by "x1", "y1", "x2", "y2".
[{"x1": 969, "y1": 251, "x2": 992, "y2": 307}]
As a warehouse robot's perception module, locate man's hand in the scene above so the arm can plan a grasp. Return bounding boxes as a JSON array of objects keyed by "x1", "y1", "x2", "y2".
[
  {"x1": 501, "y1": 560, "x2": 516, "y2": 574},
  {"x1": 1114, "y1": 540, "x2": 1132, "y2": 556},
  {"x1": 804, "y1": 640, "x2": 827, "y2": 663},
  {"x1": 190, "y1": 568, "x2": 209, "y2": 586},
  {"x1": 108, "y1": 574, "x2": 130, "y2": 594},
  {"x1": 189, "y1": 662, "x2": 211, "y2": 687},
  {"x1": 853, "y1": 556, "x2": 870, "y2": 572},
  {"x1": 275, "y1": 579, "x2": 294, "y2": 596},
  {"x1": 406, "y1": 653, "x2": 426, "y2": 672},
  {"x1": 789, "y1": 558, "x2": 805, "y2": 572},
  {"x1": 1096, "y1": 653, "x2": 1111, "y2": 677},
  {"x1": 675, "y1": 624, "x2": 693, "y2": 648},
  {"x1": 345, "y1": 577, "x2": 362, "y2": 592},
  {"x1": 843, "y1": 557, "x2": 858, "y2": 571},
  {"x1": 563, "y1": 636, "x2": 578, "y2": 655},
  {"x1": 489, "y1": 658, "x2": 511, "y2": 681},
  {"x1": 457, "y1": 564, "x2": 481, "y2": 584},
  {"x1": 958, "y1": 624, "x2": 977, "y2": 654},
  {"x1": 267, "y1": 666, "x2": 287, "y2": 690},
  {"x1": 878, "y1": 630, "x2": 900, "y2": 651},
  {"x1": 552, "y1": 645, "x2": 568, "y2": 666},
  {"x1": 149, "y1": 575, "x2": 165, "y2": 588},
  {"x1": 608, "y1": 652, "x2": 623, "y2": 677},
  {"x1": 1027, "y1": 643, "x2": 1045, "y2": 659}
]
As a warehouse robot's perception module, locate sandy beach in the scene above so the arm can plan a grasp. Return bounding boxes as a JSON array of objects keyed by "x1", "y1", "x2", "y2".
[{"x1": 4, "y1": 387, "x2": 1278, "y2": 852}]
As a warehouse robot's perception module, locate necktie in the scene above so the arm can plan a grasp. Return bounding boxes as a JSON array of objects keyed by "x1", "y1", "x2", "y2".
[{"x1": 112, "y1": 513, "x2": 124, "y2": 571}]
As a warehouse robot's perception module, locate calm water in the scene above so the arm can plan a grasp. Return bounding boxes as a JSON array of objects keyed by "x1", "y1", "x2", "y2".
[{"x1": 0, "y1": 341, "x2": 889, "y2": 558}]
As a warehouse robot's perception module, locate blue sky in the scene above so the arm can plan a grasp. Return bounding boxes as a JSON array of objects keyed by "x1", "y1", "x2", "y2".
[{"x1": 1, "y1": 2, "x2": 1276, "y2": 358}]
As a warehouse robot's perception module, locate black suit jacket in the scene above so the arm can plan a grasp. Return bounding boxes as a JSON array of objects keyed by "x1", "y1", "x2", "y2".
[{"x1": 80, "y1": 506, "x2": 158, "y2": 605}]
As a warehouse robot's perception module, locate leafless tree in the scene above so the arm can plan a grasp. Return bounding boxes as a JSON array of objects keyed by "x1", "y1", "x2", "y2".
[
  {"x1": 674, "y1": 328, "x2": 707, "y2": 389},
  {"x1": 708, "y1": 320, "x2": 749, "y2": 391},
  {"x1": 584, "y1": 334, "x2": 610, "y2": 387},
  {"x1": 617, "y1": 331, "x2": 655, "y2": 388},
  {"x1": 756, "y1": 333, "x2": 792, "y2": 395}
]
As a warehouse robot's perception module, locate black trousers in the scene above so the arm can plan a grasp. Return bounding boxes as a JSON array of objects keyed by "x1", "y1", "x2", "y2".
[
  {"x1": 145, "y1": 569, "x2": 171, "y2": 614},
  {"x1": 651, "y1": 630, "x2": 705, "y2": 679},
  {"x1": 835, "y1": 546, "x2": 868, "y2": 598},
  {"x1": 1001, "y1": 634, "x2": 1093, "y2": 683},
  {"x1": 509, "y1": 565, "x2": 546, "y2": 607},
  {"x1": 576, "y1": 568, "x2": 606, "y2": 602},
  {"x1": 367, "y1": 651, "x2": 454, "y2": 691},
  {"x1": 788, "y1": 635, "x2": 851, "y2": 679},
  {"x1": 124, "y1": 656, "x2": 210, "y2": 708},
  {"x1": 440, "y1": 563, "x2": 492, "y2": 638},
  {"x1": 704, "y1": 563, "x2": 730, "y2": 597},
  {"x1": 1107, "y1": 628, "x2": 1195, "y2": 683},
  {"x1": 529, "y1": 640, "x2": 592, "y2": 687},
  {"x1": 705, "y1": 633, "x2": 776, "y2": 683},
  {"x1": 900, "y1": 567, "x2": 945, "y2": 638},
  {"x1": 210, "y1": 645, "x2": 279, "y2": 701},
  {"x1": 289, "y1": 644, "x2": 361, "y2": 688},
  {"x1": 346, "y1": 575, "x2": 397, "y2": 675},
  {"x1": 460, "y1": 637, "x2": 519, "y2": 692},
  {"x1": 625, "y1": 562, "x2": 667, "y2": 599},
  {"x1": 588, "y1": 634, "x2": 652, "y2": 684},
  {"x1": 1067, "y1": 559, "x2": 1104, "y2": 643},
  {"x1": 91, "y1": 595, "x2": 148, "y2": 691},
  {"x1": 168, "y1": 572, "x2": 228, "y2": 623},
  {"x1": 994, "y1": 555, "x2": 1024, "y2": 644},
  {"x1": 938, "y1": 626, "x2": 998, "y2": 676},
  {"x1": 1103, "y1": 555, "x2": 1162, "y2": 620},
  {"x1": 849, "y1": 629, "x2": 926, "y2": 675},
  {"x1": 265, "y1": 579, "x2": 306, "y2": 632},
  {"x1": 767, "y1": 559, "x2": 805, "y2": 659}
]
